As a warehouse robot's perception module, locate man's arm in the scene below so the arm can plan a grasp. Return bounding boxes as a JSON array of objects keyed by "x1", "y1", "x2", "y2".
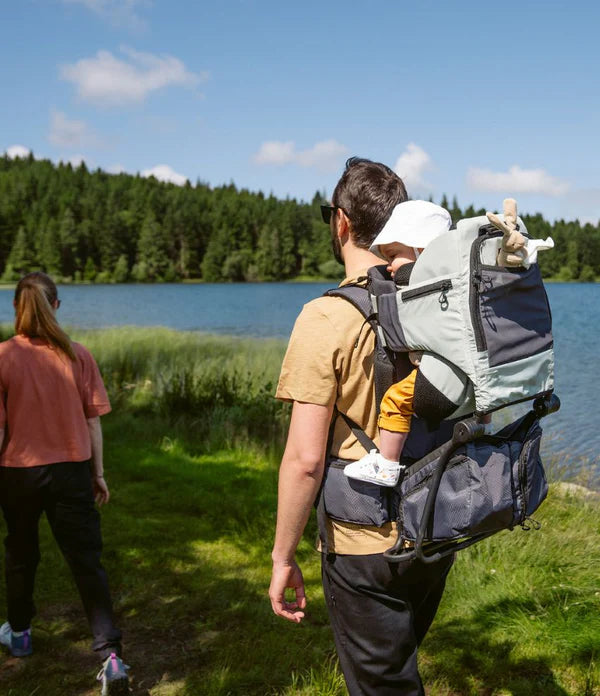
[
  {"x1": 87, "y1": 416, "x2": 110, "y2": 506},
  {"x1": 269, "y1": 400, "x2": 333, "y2": 623}
]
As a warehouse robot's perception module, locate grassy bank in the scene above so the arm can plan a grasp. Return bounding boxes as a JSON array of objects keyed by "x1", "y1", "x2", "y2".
[
  {"x1": 0, "y1": 328, "x2": 598, "y2": 695},
  {"x1": 78, "y1": 327, "x2": 290, "y2": 456}
]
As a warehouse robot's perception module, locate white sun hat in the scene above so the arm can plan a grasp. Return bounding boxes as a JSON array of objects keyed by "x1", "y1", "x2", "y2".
[{"x1": 370, "y1": 200, "x2": 452, "y2": 259}]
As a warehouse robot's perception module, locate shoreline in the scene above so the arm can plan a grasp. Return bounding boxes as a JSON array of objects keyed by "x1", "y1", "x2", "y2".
[{"x1": 1, "y1": 277, "x2": 598, "y2": 289}]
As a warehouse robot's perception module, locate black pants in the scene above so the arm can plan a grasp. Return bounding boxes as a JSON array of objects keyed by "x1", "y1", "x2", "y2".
[
  {"x1": 0, "y1": 461, "x2": 122, "y2": 660},
  {"x1": 322, "y1": 551, "x2": 453, "y2": 696}
]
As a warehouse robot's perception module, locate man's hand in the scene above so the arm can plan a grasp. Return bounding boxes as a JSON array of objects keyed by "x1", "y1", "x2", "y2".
[
  {"x1": 93, "y1": 475, "x2": 110, "y2": 506},
  {"x1": 269, "y1": 560, "x2": 307, "y2": 623}
]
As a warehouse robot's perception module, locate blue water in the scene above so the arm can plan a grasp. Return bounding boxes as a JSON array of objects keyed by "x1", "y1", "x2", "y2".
[
  {"x1": 0, "y1": 283, "x2": 330, "y2": 338},
  {"x1": 542, "y1": 284, "x2": 598, "y2": 475},
  {"x1": 1, "y1": 282, "x2": 598, "y2": 476}
]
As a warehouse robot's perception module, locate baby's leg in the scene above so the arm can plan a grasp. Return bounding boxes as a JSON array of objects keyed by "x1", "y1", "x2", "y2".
[
  {"x1": 343, "y1": 371, "x2": 416, "y2": 487},
  {"x1": 379, "y1": 429, "x2": 409, "y2": 462}
]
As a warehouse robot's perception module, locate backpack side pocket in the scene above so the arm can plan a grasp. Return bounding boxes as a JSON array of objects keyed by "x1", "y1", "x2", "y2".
[{"x1": 320, "y1": 459, "x2": 391, "y2": 527}]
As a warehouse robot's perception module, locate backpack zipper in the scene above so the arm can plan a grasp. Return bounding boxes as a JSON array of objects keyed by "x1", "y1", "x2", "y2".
[
  {"x1": 401, "y1": 279, "x2": 453, "y2": 306},
  {"x1": 470, "y1": 233, "x2": 489, "y2": 352},
  {"x1": 517, "y1": 439, "x2": 530, "y2": 524}
]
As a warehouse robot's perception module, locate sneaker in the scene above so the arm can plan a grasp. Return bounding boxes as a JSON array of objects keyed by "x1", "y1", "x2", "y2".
[
  {"x1": 0, "y1": 622, "x2": 33, "y2": 657},
  {"x1": 97, "y1": 652, "x2": 130, "y2": 696},
  {"x1": 344, "y1": 449, "x2": 403, "y2": 487}
]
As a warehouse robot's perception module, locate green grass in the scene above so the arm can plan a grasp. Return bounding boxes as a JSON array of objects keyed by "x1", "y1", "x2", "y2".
[{"x1": 0, "y1": 327, "x2": 598, "y2": 695}]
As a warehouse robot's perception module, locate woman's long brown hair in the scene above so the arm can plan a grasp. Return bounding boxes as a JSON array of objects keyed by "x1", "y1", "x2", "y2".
[{"x1": 14, "y1": 272, "x2": 76, "y2": 361}]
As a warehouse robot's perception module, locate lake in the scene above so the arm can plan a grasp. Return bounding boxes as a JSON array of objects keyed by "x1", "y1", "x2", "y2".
[{"x1": 1, "y1": 282, "x2": 598, "y2": 479}]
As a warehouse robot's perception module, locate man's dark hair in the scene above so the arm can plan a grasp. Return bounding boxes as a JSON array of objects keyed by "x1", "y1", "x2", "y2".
[{"x1": 332, "y1": 157, "x2": 408, "y2": 249}]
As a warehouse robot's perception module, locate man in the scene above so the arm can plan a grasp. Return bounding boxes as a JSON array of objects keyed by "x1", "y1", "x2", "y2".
[{"x1": 269, "y1": 157, "x2": 454, "y2": 695}]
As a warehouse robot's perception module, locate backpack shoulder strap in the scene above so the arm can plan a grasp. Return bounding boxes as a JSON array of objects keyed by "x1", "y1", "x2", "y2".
[
  {"x1": 323, "y1": 273, "x2": 398, "y2": 433},
  {"x1": 317, "y1": 273, "x2": 399, "y2": 554},
  {"x1": 324, "y1": 281, "x2": 375, "y2": 324}
]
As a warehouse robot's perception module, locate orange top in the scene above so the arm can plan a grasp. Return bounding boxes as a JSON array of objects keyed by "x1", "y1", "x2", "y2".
[{"x1": 0, "y1": 335, "x2": 111, "y2": 468}]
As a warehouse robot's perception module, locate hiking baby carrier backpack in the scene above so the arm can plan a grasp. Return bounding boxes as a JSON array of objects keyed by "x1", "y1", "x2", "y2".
[{"x1": 327, "y1": 211, "x2": 559, "y2": 564}]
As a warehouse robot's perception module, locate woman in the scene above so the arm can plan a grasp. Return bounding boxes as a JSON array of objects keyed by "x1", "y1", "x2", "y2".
[{"x1": 0, "y1": 272, "x2": 129, "y2": 695}]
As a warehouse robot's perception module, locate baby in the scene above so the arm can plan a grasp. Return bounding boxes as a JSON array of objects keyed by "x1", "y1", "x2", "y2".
[{"x1": 344, "y1": 200, "x2": 452, "y2": 487}]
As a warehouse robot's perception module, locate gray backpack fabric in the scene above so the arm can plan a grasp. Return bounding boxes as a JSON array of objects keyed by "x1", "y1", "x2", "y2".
[
  {"x1": 373, "y1": 215, "x2": 554, "y2": 417},
  {"x1": 396, "y1": 411, "x2": 547, "y2": 544}
]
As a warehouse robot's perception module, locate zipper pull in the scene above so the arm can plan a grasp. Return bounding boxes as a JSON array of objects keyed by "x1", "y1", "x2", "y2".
[{"x1": 438, "y1": 282, "x2": 450, "y2": 310}]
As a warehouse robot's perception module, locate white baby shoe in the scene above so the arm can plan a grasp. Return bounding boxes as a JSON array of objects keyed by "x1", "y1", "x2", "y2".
[{"x1": 344, "y1": 450, "x2": 402, "y2": 487}]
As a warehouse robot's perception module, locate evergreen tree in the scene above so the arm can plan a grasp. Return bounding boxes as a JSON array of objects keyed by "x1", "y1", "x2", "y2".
[
  {"x1": 83, "y1": 256, "x2": 97, "y2": 282},
  {"x1": 136, "y1": 213, "x2": 171, "y2": 281},
  {"x1": 201, "y1": 228, "x2": 228, "y2": 282},
  {"x1": 6, "y1": 226, "x2": 36, "y2": 275},
  {"x1": 38, "y1": 221, "x2": 61, "y2": 276},
  {"x1": 579, "y1": 265, "x2": 596, "y2": 282},
  {"x1": 59, "y1": 207, "x2": 79, "y2": 278},
  {"x1": 566, "y1": 238, "x2": 579, "y2": 280},
  {"x1": 131, "y1": 260, "x2": 149, "y2": 282},
  {"x1": 255, "y1": 222, "x2": 296, "y2": 281},
  {"x1": 112, "y1": 254, "x2": 129, "y2": 283},
  {"x1": 450, "y1": 196, "x2": 462, "y2": 223},
  {"x1": 222, "y1": 249, "x2": 253, "y2": 282}
]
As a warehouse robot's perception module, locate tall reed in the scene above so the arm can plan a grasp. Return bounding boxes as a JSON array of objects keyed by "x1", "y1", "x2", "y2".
[{"x1": 73, "y1": 327, "x2": 291, "y2": 453}]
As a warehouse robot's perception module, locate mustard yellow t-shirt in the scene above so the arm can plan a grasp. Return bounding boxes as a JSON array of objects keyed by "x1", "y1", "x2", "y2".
[{"x1": 276, "y1": 271, "x2": 399, "y2": 554}]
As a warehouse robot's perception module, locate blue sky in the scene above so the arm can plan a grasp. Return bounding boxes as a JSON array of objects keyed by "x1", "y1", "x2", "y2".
[{"x1": 2, "y1": 0, "x2": 598, "y2": 223}]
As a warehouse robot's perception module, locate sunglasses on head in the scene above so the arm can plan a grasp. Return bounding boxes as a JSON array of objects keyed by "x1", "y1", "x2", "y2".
[{"x1": 320, "y1": 204, "x2": 345, "y2": 225}]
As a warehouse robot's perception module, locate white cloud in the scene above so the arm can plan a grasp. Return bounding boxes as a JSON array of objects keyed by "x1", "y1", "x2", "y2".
[
  {"x1": 254, "y1": 141, "x2": 295, "y2": 166},
  {"x1": 141, "y1": 164, "x2": 187, "y2": 186},
  {"x1": 60, "y1": 46, "x2": 205, "y2": 106},
  {"x1": 467, "y1": 165, "x2": 569, "y2": 197},
  {"x1": 48, "y1": 110, "x2": 100, "y2": 148},
  {"x1": 393, "y1": 143, "x2": 433, "y2": 193},
  {"x1": 6, "y1": 145, "x2": 31, "y2": 159},
  {"x1": 253, "y1": 139, "x2": 348, "y2": 172},
  {"x1": 295, "y1": 140, "x2": 349, "y2": 171},
  {"x1": 62, "y1": 0, "x2": 149, "y2": 31}
]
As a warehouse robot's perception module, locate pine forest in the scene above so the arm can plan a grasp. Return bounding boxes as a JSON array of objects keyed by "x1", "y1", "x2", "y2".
[{"x1": 1, "y1": 154, "x2": 598, "y2": 284}]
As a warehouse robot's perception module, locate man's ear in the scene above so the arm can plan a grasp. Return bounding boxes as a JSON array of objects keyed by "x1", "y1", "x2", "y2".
[{"x1": 336, "y1": 209, "x2": 350, "y2": 239}]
